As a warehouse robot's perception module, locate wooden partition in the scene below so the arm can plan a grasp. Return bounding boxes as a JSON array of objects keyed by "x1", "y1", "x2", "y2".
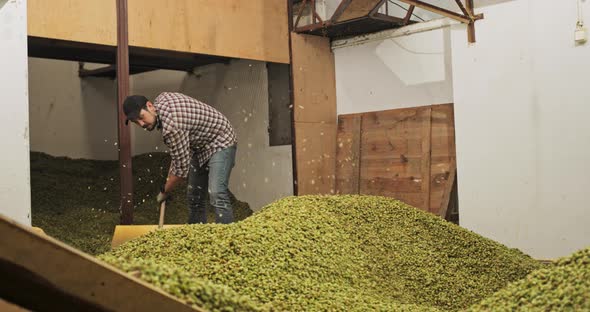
[
  {"x1": 0, "y1": 215, "x2": 199, "y2": 311},
  {"x1": 28, "y1": 0, "x2": 290, "y2": 63},
  {"x1": 336, "y1": 104, "x2": 456, "y2": 216},
  {"x1": 291, "y1": 33, "x2": 337, "y2": 195}
]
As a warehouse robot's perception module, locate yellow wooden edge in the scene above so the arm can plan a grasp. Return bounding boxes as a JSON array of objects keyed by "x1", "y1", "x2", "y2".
[{"x1": 0, "y1": 214, "x2": 203, "y2": 312}]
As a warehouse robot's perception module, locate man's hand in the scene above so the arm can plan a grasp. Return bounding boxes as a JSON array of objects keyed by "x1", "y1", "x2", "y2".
[{"x1": 156, "y1": 185, "x2": 172, "y2": 204}]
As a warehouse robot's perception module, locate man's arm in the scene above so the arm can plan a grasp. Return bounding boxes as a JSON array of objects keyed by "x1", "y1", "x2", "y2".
[
  {"x1": 158, "y1": 130, "x2": 191, "y2": 203},
  {"x1": 163, "y1": 174, "x2": 183, "y2": 194}
]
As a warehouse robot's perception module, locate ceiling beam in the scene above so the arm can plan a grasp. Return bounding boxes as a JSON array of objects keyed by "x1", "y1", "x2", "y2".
[{"x1": 398, "y1": 0, "x2": 471, "y2": 23}]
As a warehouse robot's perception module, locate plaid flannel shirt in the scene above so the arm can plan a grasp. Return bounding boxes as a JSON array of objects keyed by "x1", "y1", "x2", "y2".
[{"x1": 154, "y1": 92, "x2": 237, "y2": 178}]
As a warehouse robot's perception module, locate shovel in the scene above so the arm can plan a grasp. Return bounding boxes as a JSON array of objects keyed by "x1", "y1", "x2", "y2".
[{"x1": 110, "y1": 200, "x2": 183, "y2": 248}]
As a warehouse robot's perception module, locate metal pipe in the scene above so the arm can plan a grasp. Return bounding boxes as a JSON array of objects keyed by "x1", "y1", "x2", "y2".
[{"x1": 332, "y1": 17, "x2": 459, "y2": 50}]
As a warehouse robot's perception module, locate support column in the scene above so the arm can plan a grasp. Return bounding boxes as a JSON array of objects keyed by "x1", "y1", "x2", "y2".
[{"x1": 116, "y1": 0, "x2": 133, "y2": 224}]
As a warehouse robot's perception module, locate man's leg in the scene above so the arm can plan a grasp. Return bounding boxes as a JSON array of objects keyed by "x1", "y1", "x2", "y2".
[
  {"x1": 187, "y1": 155, "x2": 208, "y2": 224},
  {"x1": 208, "y1": 145, "x2": 236, "y2": 224}
]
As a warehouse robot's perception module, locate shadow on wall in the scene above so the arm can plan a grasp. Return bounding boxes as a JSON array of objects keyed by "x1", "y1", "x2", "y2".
[
  {"x1": 179, "y1": 63, "x2": 228, "y2": 103},
  {"x1": 80, "y1": 76, "x2": 118, "y2": 160},
  {"x1": 0, "y1": 0, "x2": 8, "y2": 10},
  {"x1": 375, "y1": 27, "x2": 451, "y2": 86}
]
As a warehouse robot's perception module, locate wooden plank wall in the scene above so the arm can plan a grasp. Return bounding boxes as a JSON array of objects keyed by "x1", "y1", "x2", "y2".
[
  {"x1": 336, "y1": 104, "x2": 456, "y2": 216},
  {"x1": 291, "y1": 33, "x2": 337, "y2": 195},
  {"x1": 27, "y1": 0, "x2": 290, "y2": 64},
  {"x1": 335, "y1": 114, "x2": 362, "y2": 194}
]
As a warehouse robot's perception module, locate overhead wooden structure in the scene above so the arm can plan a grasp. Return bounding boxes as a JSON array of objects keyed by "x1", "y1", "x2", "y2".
[
  {"x1": 293, "y1": 0, "x2": 483, "y2": 43},
  {"x1": 28, "y1": 0, "x2": 290, "y2": 65},
  {"x1": 293, "y1": 0, "x2": 406, "y2": 38},
  {"x1": 0, "y1": 214, "x2": 201, "y2": 311}
]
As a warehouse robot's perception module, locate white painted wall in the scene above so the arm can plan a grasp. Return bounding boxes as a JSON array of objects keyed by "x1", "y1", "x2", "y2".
[
  {"x1": 28, "y1": 59, "x2": 126, "y2": 160},
  {"x1": 333, "y1": 0, "x2": 589, "y2": 258},
  {"x1": 334, "y1": 27, "x2": 453, "y2": 115},
  {"x1": 451, "y1": 0, "x2": 590, "y2": 259},
  {"x1": 0, "y1": 0, "x2": 31, "y2": 225},
  {"x1": 28, "y1": 58, "x2": 293, "y2": 211}
]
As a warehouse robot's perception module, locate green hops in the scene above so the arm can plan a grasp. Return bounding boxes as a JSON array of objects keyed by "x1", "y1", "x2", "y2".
[
  {"x1": 467, "y1": 247, "x2": 590, "y2": 311},
  {"x1": 30, "y1": 151, "x2": 253, "y2": 255},
  {"x1": 99, "y1": 195, "x2": 542, "y2": 311}
]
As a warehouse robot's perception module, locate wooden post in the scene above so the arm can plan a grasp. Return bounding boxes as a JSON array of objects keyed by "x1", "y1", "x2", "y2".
[
  {"x1": 421, "y1": 107, "x2": 432, "y2": 211},
  {"x1": 439, "y1": 159, "x2": 457, "y2": 219},
  {"x1": 117, "y1": 0, "x2": 133, "y2": 224}
]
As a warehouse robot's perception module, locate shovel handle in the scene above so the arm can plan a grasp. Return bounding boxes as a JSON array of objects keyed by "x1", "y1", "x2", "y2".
[{"x1": 158, "y1": 200, "x2": 166, "y2": 229}]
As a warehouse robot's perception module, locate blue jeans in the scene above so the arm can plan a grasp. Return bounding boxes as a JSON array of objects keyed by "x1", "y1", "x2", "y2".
[{"x1": 187, "y1": 146, "x2": 236, "y2": 224}]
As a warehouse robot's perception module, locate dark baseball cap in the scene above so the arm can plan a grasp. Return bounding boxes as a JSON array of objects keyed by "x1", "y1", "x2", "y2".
[{"x1": 123, "y1": 95, "x2": 149, "y2": 125}]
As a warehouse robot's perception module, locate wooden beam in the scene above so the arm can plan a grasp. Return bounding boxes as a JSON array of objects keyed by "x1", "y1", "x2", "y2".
[
  {"x1": 421, "y1": 107, "x2": 432, "y2": 212},
  {"x1": 0, "y1": 215, "x2": 200, "y2": 311},
  {"x1": 78, "y1": 63, "x2": 158, "y2": 79},
  {"x1": 398, "y1": 0, "x2": 471, "y2": 23},
  {"x1": 439, "y1": 159, "x2": 457, "y2": 219},
  {"x1": 117, "y1": 0, "x2": 133, "y2": 225},
  {"x1": 28, "y1": 37, "x2": 231, "y2": 72}
]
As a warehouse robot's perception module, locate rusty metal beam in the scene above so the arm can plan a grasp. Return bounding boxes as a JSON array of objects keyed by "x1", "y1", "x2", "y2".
[
  {"x1": 287, "y1": 0, "x2": 298, "y2": 196},
  {"x1": 403, "y1": 5, "x2": 415, "y2": 25},
  {"x1": 330, "y1": 0, "x2": 353, "y2": 22},
  {"x1": 293, "y1": 22, "x2": 325, "y2": 33},
  {"x1": 311, "y1": 0, "x2": 317, "y2": 23},
  {"x1": 454, "y1": 0, "x2": 470, "y2": 18},
  {"x1": 312, "y1": 0, "x2": 324, "y2": 25},
  {"x1": 372, "y1": 13, "x2": 406, "y2": 25},
  {"x1": 116, "y1": 0, "x2": 133, "y2": 225},
  {"x1": 294, "y1": 0, "x2": 308, "y2": 28},
  {"x1": 398, "y1": 0, "x2": 471, "y2": 23},
  {"x1": 466, "y1": 0, "x2": 476, "y2": 43}
]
